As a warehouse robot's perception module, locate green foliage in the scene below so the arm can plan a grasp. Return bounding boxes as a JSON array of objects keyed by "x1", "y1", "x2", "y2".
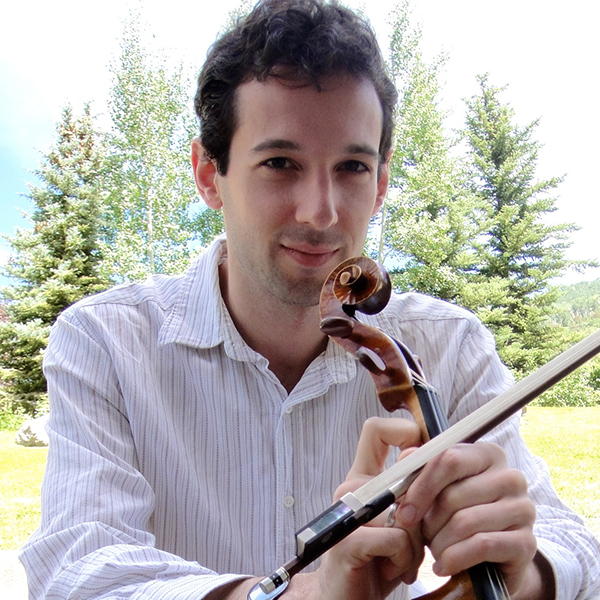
[
  {"x1": 0, "y1": 385, "x2": 46, "y2": 430},
  {"x1": 378, "y1": 8, "x2": 576, "y2": 377},
  {"x1": 526, "y1": 279, "x2": 600, "y2": 406},
  {"x1": 556, "y1": 278, "x2": 600, "y2": 305},
  {"x1": 0, "y1": 397, "x2": 27, "y2": 431},
  {"x1": 371, "y1": 9, "x2": 594, "y2": 381},
  {"x1": 549, "y1": 278, "x2": 600, "y2": 334},
  {"x1": 533, "y1": 359, "x2": 600, "y2": 407},
  {"x1": 0, "y1": 13, "x2": 230, "y2": 421},
  {"x1": 589, "y1": 364, "x2": 600, "y2": 391},
  {"x1": 0, "y1": 319, "x2": 49, "y2": 408},
  {"x1": 0, "y1": 106, "x2": 111, "y2": 413},
  {"x1": 102, "y1": 15, "x2": 223, "y2": 282},
  {"x1": 460, "y1": 75, "x2": 590, "y2": 374},
  {"x1": 378, "y1": 11, "x2": 594, "y2": 381},
  {"x1": 221, "y1": 0, "x2": 254, "y2": 30}
]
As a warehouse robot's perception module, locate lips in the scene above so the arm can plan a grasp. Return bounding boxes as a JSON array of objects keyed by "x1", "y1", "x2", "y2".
[{"x1": 280, "y1": 244, "x2": 339, "y2": 268}]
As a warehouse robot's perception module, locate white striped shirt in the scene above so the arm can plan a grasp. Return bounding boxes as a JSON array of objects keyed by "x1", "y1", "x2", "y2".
[{"x1": 21, "y1": 237, "x2": 600, "y2": 599}]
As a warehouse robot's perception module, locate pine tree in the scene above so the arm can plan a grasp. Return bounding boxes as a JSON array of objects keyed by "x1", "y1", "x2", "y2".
[
  {"x1": 102, "y1": 16, "x2": 223, "y2": 283},
  {"x1": 0, "y1": 105, "x2": 110, "y2": 412},
  {"x1": 462, "y1": 75, "x2": 584, "y2": 373},
  {"x1": 374, "y1": 1, "x2": 482, "y2": 301}
]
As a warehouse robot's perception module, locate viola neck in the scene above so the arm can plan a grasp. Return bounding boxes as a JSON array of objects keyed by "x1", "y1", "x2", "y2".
[
  {"x1": 414, "y1": 382, "x2": 449, "y2": 439},
  {"x1": 412, "y1": 369, "x2": 510, "y2": 600}
]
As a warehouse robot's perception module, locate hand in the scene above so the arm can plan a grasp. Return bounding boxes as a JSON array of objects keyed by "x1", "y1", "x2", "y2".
[
  {"x1": 215, "y1": 417, "x2": 421, "y2": 600},
  {"x1": 222, "y1": 423, "x2": 548, "y2": 600},
  {"x1": 315, "y1": 416, "x2": 423, "y2": 600},
  {"x1": 395, "y1": 441, "x2": 539, "y2": 597}
]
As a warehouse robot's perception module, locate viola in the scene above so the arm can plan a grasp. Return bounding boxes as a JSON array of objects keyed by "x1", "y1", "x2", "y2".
[
  {"x1": 247, "y1": 256, "x2": 600, "y2": 600},
  {"x1": 318, "y1": 256, "x2": 509, "y2": 599}
]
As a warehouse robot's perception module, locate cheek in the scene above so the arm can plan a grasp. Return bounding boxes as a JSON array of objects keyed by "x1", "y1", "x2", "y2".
[
  {"x1": 345, "y1": 187, "x2": 381, "y2": 226},
  {"x1": 232, "y1": 174, "x2": 294, "y2": 211},
  {"x1": 338, "y1": 211, "x2": 374, "y2": 249},
  {"x1": 252, "y1": 186, "x2": 298, "y2": 223}
]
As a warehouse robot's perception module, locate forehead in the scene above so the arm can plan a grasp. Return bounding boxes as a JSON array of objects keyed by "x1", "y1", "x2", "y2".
[{"x1": 231, "y1": 75, "x2": 383, "y2": 154}]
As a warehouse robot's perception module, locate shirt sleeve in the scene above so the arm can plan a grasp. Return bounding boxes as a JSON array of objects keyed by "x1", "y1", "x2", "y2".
[
  {"x1": 452, "y1": 317, "x2": 600, "y2": 600},
  {"x1": 19, "y1": 311, "x2": 248, "y2": 600}
]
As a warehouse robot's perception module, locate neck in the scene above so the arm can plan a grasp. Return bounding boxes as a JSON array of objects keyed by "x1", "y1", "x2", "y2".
[{"x1": 218, "y1": 260, "x2": 328, "y2": 394}]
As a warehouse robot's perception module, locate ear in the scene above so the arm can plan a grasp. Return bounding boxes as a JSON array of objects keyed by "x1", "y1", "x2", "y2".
[
  {"x1": 372, "y1": 150, "x2": 392, "y2": 216},
  {"x1": 191, "y1": 137, "x2": 223, "y2": 209}
]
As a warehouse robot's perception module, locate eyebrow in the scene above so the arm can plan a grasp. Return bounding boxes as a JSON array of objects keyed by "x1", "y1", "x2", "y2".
[
  {"x1": 345, "y1": 143, "x2": 380, "y2": 159},
  {"x1": 251, "y1": 139, "x2": 379, "y2": 159},
  {"x1": 251, "y1": 139, "x2": 300, "y2": 153}
]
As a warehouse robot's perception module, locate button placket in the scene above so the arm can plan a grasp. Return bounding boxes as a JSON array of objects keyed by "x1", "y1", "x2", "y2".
[{"x1": 280, "y1": 399, "x2": 301, "y2": 559}]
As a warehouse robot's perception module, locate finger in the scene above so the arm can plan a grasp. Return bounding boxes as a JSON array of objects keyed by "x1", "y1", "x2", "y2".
[
  {"x1": 318, "y1": 525, "x2": 420, "y2": 599},
  {"x1": 354, "y1": 448, "x2": 422, "y2": 528},
  {"x1": 347, "y1": 417, "x2": 421, "y2": 479},
  {"x1": 397, "y1": 442, "x2": 508, "y2": 527},
  {"x1": 422, "y1": 467, "x2": 529, "y2": 540},
  {"x1": 426, "y1": 495, "x2": 537, "y2": 560},
  {"x1": 332, "y1": 525, "x2": 420, "y2": 578},
  {"x1": 386, "y1": 515, "x2": 426, "y2": 584},
  {"x1": 431, "y1": 527, "x2": 538, "y2": 594}
]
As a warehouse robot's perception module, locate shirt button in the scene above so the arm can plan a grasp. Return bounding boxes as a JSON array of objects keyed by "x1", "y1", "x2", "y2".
[
  {"x1": 283, "y1": 495, "x2": 295, "y2": 508},
  {"x1": 284, "y1": 406, "x2": 293, "y2": 414}
]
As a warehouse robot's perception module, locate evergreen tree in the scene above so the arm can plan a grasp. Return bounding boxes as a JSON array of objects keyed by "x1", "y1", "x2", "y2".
[
  {"x1": 374, "y1": 1, "x2": 483, "y2": 302},
  {"x1": 0, "y1": 105, "x2": 110, "y2": 412},
  {"x1": 462, "y1": 75, "x2": 584, "y2": 373},
  {"x1": 102, "y1": 16, "x2": 223, "y2": 283}
]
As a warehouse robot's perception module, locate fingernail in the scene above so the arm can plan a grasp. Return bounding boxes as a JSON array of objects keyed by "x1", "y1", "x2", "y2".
[
  {"x1": 398, "y1": 503, "x2": 417, "y2": 526},
  {"x1": 432, "y1": 561, "x2": 447, "y2": 577}
]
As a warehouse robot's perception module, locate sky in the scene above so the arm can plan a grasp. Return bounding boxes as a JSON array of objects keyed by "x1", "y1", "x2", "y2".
[{"x1": 1, "y1": 0, "x2": 599, "y2": 285}]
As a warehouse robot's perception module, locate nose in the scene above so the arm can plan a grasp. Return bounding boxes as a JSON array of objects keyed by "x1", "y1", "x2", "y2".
[{"x1": 295, "y1": 169, "x2": 339, "y2": 230}]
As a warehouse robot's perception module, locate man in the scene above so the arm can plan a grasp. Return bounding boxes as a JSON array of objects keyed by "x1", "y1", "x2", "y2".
[{"x1": 21, "y1": 1, "x2": 599, "y2": 599}]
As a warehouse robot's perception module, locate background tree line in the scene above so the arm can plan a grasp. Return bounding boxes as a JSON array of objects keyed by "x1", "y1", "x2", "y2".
[{"x1": 1, "y1": 1, "x2": 598, "y2": 423}]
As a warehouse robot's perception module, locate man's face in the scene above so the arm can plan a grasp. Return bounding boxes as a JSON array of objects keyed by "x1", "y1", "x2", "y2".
[{"x1": 196, "y1": 75, "x2": 389, "y2": 307}]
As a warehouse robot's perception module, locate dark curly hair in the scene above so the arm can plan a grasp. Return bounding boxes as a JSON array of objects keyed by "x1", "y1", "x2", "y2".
[{"x1": 195, "y1": 0, "x2": 398, "y2": 175}]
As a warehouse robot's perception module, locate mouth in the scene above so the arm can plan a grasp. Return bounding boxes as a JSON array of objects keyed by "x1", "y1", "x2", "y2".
[{"x1": 280, "y1": 244, "x2": 340, "y2": 268}]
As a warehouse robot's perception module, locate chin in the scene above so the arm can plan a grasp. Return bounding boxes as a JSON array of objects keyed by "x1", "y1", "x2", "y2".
[{"x1": 269, "y1": 276, "x2": 323, "y2": 308}]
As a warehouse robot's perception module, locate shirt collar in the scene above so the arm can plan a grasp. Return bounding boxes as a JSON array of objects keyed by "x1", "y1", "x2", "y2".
[{"x1": 158, "y1": 237, "x2": 239, "y2": 352}]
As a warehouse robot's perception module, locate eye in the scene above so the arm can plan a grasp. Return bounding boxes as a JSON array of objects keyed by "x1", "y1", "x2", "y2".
[
  {"x1": 262, "y1": 157, "x2": 294, "y2": 170},
  {"x1": 338, "y1": 160, "x2": 370, "y2": 174}
]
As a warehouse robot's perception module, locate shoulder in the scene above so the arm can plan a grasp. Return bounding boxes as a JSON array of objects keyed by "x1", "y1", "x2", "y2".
[
  {"x1": 51, "y1": 238, "x2": 227, "y2": 352},
  {"x1": 64, "y1": 273, "x2": 184, "y2": 316},
  {"x1": 380, "y1": 291, "x2": 483, "y2": 336},
  {"x1": 371, "y1": 291, "x2": 511, "y2": 418},
  {"x1": 60, "y1": 238, "x2": 223, "y2": 323},
  {"x1": 370, "y1": 291, "x2": 501, "y2": 377},
  {"x1": 57, "y1": 273, "x2": 186, "y2": 337},
  {"x1": 48, "y1": 274, "x2": 185, "y2": 353}
]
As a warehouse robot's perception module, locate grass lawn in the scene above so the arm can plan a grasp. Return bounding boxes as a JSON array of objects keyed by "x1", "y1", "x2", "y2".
[
  {"x1": 520, "y1": 406, "x2": 600, "y2": 539},
  {"x1": 0, "y1": 431, "x2": 47, "y2": 550},
  {"x1": 0, "y1": 407, "x2": 599, "y2": 550}
]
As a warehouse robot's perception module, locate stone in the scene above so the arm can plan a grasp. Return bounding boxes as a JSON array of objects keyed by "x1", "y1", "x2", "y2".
[{"x1": 15, "y1": 414, "x2": 49, "y2": 447}]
